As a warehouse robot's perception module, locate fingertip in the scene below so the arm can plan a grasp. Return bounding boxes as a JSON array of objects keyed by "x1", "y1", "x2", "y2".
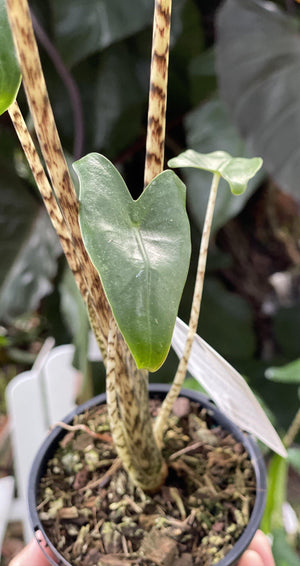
[
  {"x1": 8, "y1": 534, "x2": 53, "y2": 566},
  {"x1": 248, "y1": 530, "x2": 275, "y2": 566},
  {"x1": 238, "y1": 549, "x2": 265, "y2": 566}
]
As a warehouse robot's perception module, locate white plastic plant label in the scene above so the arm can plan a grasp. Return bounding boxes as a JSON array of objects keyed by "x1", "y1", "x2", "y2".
[{"x1": 172, "y1": 317, "x2": 287, "y2": 458}]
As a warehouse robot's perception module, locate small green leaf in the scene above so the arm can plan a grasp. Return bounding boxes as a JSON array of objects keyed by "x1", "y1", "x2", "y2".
[
  {"x1": 168, "y1": 149, "x2": 263, "y2": 195},
  {"x1": 265, "y1": 358, "x2": 300, "y2": 384},
  {"x1": 0, "y1": 0, "x2": 21, "y2": 115},
  {"x1": 75, "y1": 153, "x2": 191, "y2": 372}
]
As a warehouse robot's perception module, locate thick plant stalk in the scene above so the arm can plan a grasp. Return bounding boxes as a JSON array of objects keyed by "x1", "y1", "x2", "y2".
[
  {"x1": 154, "y1": 173, "x2": 221, "y2": 445},
  {"x1": 144, "y1": 0, "x2": 172, "y2": 187},
  {"x1": 6, "y1": 0, "x2": 110, "y2": 353},
  {"x1": 103, "y1": 0, "x2": 173, "y2": 490},
  {"x1": 103, "y1": 0, "x2": 173, "y2": 487},
  {"x1": 7, "y1": 0, "x2": 169, "y2": 491},
  {"x1": 106, "y1": 317, "x2": 167, "y2": 491}
]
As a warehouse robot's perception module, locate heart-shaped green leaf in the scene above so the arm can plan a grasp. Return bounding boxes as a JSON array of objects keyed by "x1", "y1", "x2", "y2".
[
  {"x1": 0, "y1": 0, "x2": 21, "y2": 115},
  {"x1": 74, "y1": 153, "x2": 191, "y2": 371},
  {"x1": 168, "y1": 150, "x2": 263, "y2": 195}
]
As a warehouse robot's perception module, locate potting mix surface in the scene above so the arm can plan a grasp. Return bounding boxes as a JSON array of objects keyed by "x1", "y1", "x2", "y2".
[{"x1": 37, "y1": 398, "x2": 256, "y2": 566}]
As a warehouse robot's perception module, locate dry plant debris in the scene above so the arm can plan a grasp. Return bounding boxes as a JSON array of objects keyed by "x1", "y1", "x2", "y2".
[{"x1": 38, "y1": 398, "x2": 256, "y2": 566}]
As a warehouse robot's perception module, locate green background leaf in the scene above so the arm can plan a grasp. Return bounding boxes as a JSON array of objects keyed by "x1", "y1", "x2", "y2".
[
  {"x1": 216, "y1": 0, "x2": 300, "y2": 200},
  {"x1": 0, "y1": 208, "x2": 62, "y2": 321},
  {"x1": 59, "y1": 265, "x2": 89, "y2": 377},
  {"x1": 271, "y1": 528, "x2": 300, "y2": 566},
  {"x1": 0, "y1": 0, "x2": 21, "y2": 114},
  {"x1": 266, "y1": 358, "x2": 300, "y2": 384},
  {"x1": 288, "y1": 448, "x2": 300, "y2": 475},
  {"x1": 0, "y1": 147, "x2": 62, "y2": 321},
  {"x1": 274, "y1": 305, "x2": 300, "y2": 360},
  {"x1": 52, "y1": 0, "x2": 153, "y2": 66},
  {"x1": 75, "y1": 153, "x2": 191, "y2": 371},
  {"x1": 198, "y1": 277, "x2": 256, "y2": 362},
  {"x1": 91, "y1": 45, "x2": 144, "y2": 155}
]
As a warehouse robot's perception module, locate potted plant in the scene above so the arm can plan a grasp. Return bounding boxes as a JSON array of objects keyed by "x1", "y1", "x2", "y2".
[{"x1": 0, "y1": 0, "x2": 286, "y2": 564}]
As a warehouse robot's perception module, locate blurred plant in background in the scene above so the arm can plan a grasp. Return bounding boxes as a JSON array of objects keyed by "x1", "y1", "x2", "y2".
[{"x1": 0, "y1": 0, "x2": 299, "y2": 562}]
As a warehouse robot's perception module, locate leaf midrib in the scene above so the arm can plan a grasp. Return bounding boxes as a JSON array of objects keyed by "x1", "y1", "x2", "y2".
[{"x1": 132, "y1": 225, "x2": 151, "y2": 365}]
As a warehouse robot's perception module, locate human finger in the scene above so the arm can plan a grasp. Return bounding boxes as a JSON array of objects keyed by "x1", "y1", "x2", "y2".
[
  {"x1": 248, "y1": 530, "x2": 275, "y2": 566},
  {"x1": 238, "y1": 549, "x2": 265, "y2": 566},
  {"x1": 8, "y1": 534, "x2": 53, "y2": 566}
]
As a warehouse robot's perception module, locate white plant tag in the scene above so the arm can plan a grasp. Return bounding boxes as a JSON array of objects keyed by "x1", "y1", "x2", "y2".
[{"x1": 172, "y1": 317, "x2": 287, "y2": 458}]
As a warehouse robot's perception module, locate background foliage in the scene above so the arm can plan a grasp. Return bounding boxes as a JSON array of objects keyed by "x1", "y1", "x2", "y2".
[{"x1": 0, "y1": 0, "x2": 299, "y2": 561}]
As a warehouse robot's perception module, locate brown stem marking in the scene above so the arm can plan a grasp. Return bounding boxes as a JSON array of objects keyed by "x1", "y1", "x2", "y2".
[
  {"x1": 144, "y1": 0, "x2": 172, "y2": 187},
  {"x1": 6, "y1": 0, "x2": 110, "y2": 352},
  {"x1": 106, "y1": 316, "x2": 167, "y2": 492},
  {"x1": 154, "y1": 173, "x2": 221, "y2": 445}
]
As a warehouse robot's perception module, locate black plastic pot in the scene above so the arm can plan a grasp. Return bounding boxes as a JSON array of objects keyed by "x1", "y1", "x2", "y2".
[{"x1": 28, "y1": 384, "x2": 267, "y2": 566}]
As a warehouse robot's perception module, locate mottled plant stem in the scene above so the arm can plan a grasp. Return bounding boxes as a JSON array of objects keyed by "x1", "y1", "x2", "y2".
[
  {"x1": 102, "y1": 0, "x2": 173, "y2": 489},
  {"x1": 106, "y1": 316, "x2": 167, "y2": 491},
  {"x1": 6, "y1": 0, "x2": 111, "y2": 357},
  {"x1": 8, "y1": 101, "x2": 99, "y2": 336},
  {"x1": 283, "y1": 407, "x2": 300, "y2": 448},
  {"x1": 144, "y1": 0, "x2": 172, "y2": 187},
  {"x1": 154, "y1": 173, "x2": 221, "y2": 445}
]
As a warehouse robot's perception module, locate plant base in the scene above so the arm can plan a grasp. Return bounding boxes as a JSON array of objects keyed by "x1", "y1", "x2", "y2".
[{"x1": 28, "y1": 386, "x2": 266, "y2": 566}]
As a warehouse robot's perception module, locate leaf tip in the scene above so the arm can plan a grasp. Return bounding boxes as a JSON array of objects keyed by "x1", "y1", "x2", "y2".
[{"x1": 265, "y1": 368, "x2": 275, "y2": 380}]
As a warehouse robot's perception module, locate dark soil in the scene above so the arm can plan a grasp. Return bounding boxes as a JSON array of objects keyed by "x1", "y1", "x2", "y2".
[{"x1": 37, "y1": 398, "x2": 256, "y2": 566}]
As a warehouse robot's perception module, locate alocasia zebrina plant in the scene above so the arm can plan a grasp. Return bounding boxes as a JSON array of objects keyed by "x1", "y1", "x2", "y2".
[{"x1": 1, "y1": 0, "x2": 284, "y2": 499}]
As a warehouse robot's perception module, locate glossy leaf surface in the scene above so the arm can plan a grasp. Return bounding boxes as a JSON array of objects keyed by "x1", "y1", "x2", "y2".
[
  {"x1": 0, "y1": 0, "x2": 21, "y2": 115},
  {"x1": 169, "y1": 149, "x2": 262, "y2": 195},
  {"x1": 216, "y1": 0, "x2": 300, "y2": 200},
  {"x1": 75, "y1": 153, "x2": 191, "y2": 371}
]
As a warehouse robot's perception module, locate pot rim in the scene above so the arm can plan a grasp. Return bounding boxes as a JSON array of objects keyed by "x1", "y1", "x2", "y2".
[{"x1": 28, "y1": 384, "x2": 267, "y2": 566}]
